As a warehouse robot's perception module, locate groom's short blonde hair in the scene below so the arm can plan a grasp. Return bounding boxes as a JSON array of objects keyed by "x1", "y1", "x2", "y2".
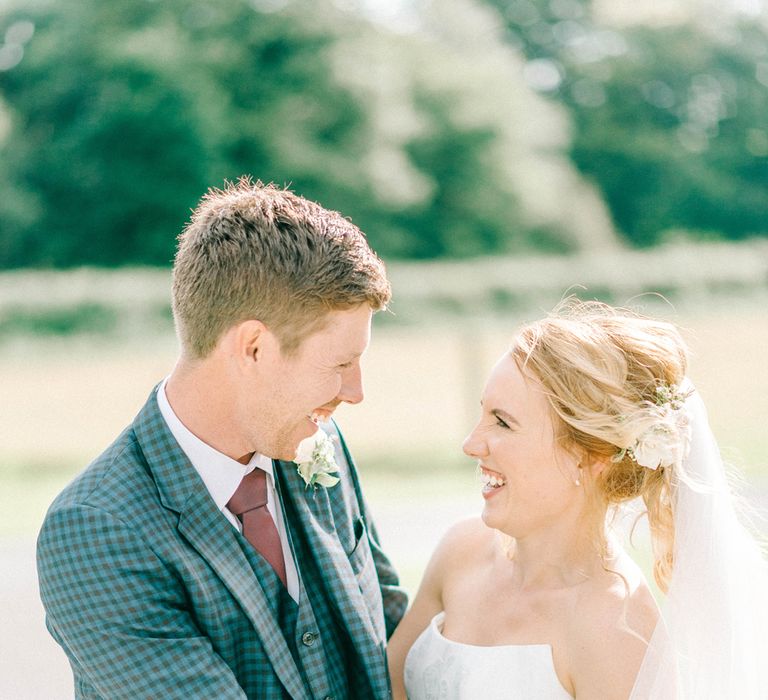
[{"x1": 172, "y1": 178, "x2": 391, "y2": 358}]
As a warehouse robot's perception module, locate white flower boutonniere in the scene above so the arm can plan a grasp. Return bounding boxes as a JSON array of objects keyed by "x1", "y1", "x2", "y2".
[{"x1": 294, "y1": 427, "x2": 340, "y2": 489}]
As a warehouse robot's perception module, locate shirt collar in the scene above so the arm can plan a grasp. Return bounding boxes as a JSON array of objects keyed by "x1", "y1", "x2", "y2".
[{"x1": 156, "y1": 378, "x2": 273, "y2": 511}]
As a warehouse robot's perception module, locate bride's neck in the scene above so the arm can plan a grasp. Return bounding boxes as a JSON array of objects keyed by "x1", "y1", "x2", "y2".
[{"x1": 503, "y1": 526, "x2": 610, "y2": 591}]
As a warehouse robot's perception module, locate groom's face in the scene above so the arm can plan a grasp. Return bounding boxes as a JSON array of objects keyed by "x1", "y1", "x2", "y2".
[{"x1": 252, "y1": 303, "x2": 372, "y2": 461}]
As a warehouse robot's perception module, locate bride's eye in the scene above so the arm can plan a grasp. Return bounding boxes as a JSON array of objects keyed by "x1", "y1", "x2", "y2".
[{"x1": 495, "y1": 415, "x2": 510, "y2": 429}]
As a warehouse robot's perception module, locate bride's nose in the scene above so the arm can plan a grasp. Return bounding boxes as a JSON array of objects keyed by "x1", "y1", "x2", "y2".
[{"x1": 462, "y1": 426, "x2": 487, "y2": 459}]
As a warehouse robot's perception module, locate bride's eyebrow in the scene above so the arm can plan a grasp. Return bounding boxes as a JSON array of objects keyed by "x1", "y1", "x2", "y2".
[{"x1": 480, "y1": 400, "x2": 520, "y2": 427}]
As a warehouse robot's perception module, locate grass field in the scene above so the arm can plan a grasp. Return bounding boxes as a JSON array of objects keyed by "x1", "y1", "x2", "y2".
[
  {"x1": 1, "y1": 277, "x2": 766, "y2": 698},
  {"x1": 2, "y1": 301, "x2": 766, "y2": 541}
]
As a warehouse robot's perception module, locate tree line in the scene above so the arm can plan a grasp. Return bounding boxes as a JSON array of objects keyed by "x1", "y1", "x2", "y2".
[{"x1": 0, "y1": 0, "x2": 765, "y2": 268}]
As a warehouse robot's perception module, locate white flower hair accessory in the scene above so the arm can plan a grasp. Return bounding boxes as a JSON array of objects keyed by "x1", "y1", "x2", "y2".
[
  {"x1": 614, "y1": 384, "x2": 693, "y2": 470},
  {"x1": 294, "y1": 427, "x2": 340, "y2": 489}
]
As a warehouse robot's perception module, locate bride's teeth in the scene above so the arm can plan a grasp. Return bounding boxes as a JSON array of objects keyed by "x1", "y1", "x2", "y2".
[{"x1": 480, "y1": 468, "x2": 506, "y2": 488}]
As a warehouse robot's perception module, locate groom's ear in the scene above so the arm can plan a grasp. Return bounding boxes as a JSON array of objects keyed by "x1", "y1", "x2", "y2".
[{"x1": 231, "y1": 319, "x2": 271, "y2": 367}]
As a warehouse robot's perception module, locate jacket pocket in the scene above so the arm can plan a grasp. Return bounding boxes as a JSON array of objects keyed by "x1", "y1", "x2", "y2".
[
  {"x1": 347, "y1": 515, "x2": 367, "y2": 562},
  {"x1": 347, "y1": 517, "x2": 385, "y2": 640}
]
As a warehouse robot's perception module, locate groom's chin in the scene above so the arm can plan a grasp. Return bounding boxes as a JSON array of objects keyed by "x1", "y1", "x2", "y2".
[
  {"x1": 272, "y1": 424, "x2": 318, "y2": 462},
  {"x1": 267, "y1": 442, "x2": 300, "y2": 463}
]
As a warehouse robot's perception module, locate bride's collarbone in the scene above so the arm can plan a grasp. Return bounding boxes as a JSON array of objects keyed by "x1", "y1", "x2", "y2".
[
  {"x1": 441, "y1": 569, "x2": 580, "y2": 647},
  {"x1": 437, "y1": 524, "x2": 622, "y2": 646}
]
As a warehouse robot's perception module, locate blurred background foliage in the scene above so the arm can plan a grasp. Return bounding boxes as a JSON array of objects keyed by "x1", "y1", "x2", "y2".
[
  {"x1": 1, "y1": 5, "x2": 767, "y2": 695},
  {"x1": 488, "y1": 0, "x2": 768, "y2": 246},
  {"x1": 0, "y1": 0, "x2": 766, "y2": 268}
]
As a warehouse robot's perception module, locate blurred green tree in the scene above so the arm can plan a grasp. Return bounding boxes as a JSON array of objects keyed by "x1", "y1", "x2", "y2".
[
  {"x1": 0, "y1": 0, "x2": 387, "y2": 266},
  {"x1": 0, "y1": 0, "x2": 534, "y2": 267},
  {"x1": 390, "y1": 90, "x2": 555, "y2": 259},
  {"x1": 484, "y1": 0, "x2": 768, "y2": 245},
  {"x1": 0, "y1": 2, "x2": 214, "y2": 266}
]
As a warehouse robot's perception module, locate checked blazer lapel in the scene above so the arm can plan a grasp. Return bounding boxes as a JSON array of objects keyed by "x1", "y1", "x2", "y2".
[
  {"x1": 132, "y1": 388, "x2": 309, "y2": 700},
  {"x1": 277, "y1": 457, "x2": 386, "y2": 680}
]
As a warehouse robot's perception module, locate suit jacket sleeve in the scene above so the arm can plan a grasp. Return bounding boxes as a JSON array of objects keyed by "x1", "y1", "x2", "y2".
[
  {"x1": 37, "y1": 504, "x2": 247, "y2": 700},
  {"x1": 363, "y1": 504, "x2": 409, "y2": 639}
]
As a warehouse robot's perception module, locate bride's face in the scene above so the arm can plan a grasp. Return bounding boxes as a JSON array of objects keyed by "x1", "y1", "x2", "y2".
[{"x1": 463, "y1": 354, "x2": 582, "y2": 538}]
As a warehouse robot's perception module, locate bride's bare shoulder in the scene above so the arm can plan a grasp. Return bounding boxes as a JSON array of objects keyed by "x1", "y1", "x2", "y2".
[
  {"x1": 395, "y1": 518, "x2": 495, "y2": 620},
  {"x1": 430, "y1": 517, "x2": 497, "y2": 571},
  {"x1": 567, "y1": 557, "x2": 659, "y2": 699}
]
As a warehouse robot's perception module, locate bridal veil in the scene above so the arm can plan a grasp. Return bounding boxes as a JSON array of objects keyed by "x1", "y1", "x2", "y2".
[{"x1": 629, "y1": 381, "x2": 768, "y2": 699}]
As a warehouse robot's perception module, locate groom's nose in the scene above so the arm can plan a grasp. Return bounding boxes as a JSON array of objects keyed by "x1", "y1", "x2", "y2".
[{"x1": 338, "y1": 363, "x2": 364, "y2": 405}]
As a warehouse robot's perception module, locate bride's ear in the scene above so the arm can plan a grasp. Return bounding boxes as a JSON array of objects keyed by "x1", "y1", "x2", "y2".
[{"x1": 584, "y1": 452, "x2": 611, "y2": 477}]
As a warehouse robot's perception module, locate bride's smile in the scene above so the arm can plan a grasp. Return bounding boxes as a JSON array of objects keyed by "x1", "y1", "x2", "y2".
[
  {"x1": 478, "y1": 466, "x2": 507, "y2": 497},
  {"x1": 463, "y1": 355, "x2": 584, "y2": 539}
]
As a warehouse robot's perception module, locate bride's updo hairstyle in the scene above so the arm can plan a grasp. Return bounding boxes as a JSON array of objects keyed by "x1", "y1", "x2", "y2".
[{"x1": 510, "y1": 299, "x2": 688, "y2": 592}]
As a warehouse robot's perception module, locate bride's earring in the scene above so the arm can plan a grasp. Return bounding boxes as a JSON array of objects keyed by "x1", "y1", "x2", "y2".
[{"x1": 574, "y1": 466, "x2": 583, "y2": 487}]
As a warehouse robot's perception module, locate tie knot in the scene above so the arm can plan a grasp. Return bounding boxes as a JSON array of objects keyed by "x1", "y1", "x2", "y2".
[{"x1": 227, "y1": 468, "x2": 268, "y2": 516}]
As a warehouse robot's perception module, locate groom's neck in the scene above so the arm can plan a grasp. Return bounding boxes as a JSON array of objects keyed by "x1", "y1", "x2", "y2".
[{"x1": 165, "y1": 356, "x2": 253, "y2": 462}]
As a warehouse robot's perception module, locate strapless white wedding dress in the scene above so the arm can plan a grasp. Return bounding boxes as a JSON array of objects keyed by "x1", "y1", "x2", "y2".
[{"x1": 404, "y1": 612, "x2": 573, "y2": 699}]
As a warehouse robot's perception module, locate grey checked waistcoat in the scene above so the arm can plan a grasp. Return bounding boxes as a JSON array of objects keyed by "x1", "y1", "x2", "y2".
[
  {"x1": 236, "y1": 496, "x2": 353, "y2": 699},
  {"x1": 276, "y1": 474, "x2": 375, "y2": 700},
  {"x1": 237, "y1": 541, "x2": 299, "y2": 698}
]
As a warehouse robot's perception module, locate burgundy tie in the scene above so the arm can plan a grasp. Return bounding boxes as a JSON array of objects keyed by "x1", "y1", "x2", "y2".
[{"x1": 227, "y1": 468, "x2": 287, "y2": 588}]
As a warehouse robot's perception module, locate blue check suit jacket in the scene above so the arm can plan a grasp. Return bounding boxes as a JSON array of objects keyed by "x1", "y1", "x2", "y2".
[{"x1": 37, "y1": 386, "x2": 408, "y2": 699}]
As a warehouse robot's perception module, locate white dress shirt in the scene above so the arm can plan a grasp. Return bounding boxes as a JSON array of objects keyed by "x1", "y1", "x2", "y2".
[{"x1": 156, "y1": 379, "x2": 300, "y2": 602}]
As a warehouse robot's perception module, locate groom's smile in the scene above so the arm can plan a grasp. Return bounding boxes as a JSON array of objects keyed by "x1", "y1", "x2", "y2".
[
  {"x1": 252, "y1": 303, "x2": 372, "y2": 461},
  {"x1": 309, "y1": 405, "x2": 340, "y2": 424}
]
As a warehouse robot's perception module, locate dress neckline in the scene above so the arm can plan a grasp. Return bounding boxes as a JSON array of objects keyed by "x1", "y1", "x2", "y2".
[
  {"x1": 407, "y1": 612, "x2": 575, "y2": 699},
  {"x1": 431, "y1": 612, "x2": 554, "y2": 652}
]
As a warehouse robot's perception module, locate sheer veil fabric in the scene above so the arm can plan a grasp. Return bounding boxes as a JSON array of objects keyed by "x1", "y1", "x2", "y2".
[{"x1": 630, "y1": 381, "x2": 768, "y2": 699}]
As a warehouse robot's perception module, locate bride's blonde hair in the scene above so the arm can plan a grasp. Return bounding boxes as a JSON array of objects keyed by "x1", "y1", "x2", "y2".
[{"x1": 511, "y1": 300, "x2": 688, "y2": 592}]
